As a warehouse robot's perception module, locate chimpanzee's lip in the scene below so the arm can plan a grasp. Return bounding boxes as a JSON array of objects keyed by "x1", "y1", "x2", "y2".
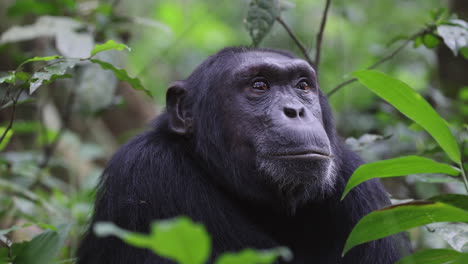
[{"x1": 267, "y1": 149, "x2": 333, "y2": 159}]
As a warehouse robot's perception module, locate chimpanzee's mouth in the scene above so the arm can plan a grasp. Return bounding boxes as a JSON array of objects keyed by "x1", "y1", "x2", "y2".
[{"x1": 267, "y1": 149, "x2": 333, "y2": 159}]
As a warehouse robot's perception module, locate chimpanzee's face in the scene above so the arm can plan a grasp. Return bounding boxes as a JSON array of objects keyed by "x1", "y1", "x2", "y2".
[{"x1": 219, "y1": 51, "x2": 336, "y2": 202}]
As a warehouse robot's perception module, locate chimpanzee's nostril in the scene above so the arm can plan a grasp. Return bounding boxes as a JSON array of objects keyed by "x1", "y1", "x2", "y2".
[
  {"x1": 299, "y1": 108, "x2": 305, "y2": 117},
  {"x1": 284, "y1": 107, "x2": 298, "y2": 118}
]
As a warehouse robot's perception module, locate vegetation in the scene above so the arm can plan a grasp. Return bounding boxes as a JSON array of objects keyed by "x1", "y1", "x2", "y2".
[{"x1": 0, "y1": 0, "x2": 467, "y2": 263}]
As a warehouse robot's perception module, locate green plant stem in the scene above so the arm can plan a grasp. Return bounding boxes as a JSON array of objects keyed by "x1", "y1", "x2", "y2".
[{"x1": 460, "y1": 163, "x2": 468, "y2": 193}]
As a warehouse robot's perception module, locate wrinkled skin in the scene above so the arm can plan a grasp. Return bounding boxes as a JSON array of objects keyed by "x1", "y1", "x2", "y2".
[{"x1": 77, "y1": 47, "x2": 409, "y2": 264}]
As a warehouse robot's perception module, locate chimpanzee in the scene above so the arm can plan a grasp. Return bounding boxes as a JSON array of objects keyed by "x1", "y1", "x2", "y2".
[{"x1": 77, "y1": 47, "x2": 407, "y2": 264}]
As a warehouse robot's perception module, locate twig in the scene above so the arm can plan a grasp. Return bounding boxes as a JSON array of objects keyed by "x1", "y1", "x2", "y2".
[
  {"x1": 0, "y1": 88, "x2": 24, "y2": 144},
  {"x1": 276, "y1": 16, "x2": 314, "y2": 67},
  {"x1": 315, "y1": 0, "x2": 332, "y2": 72},
  {"x1": 38, "y1": 87, "x2": 77, "y2": 169},
  {"x1": 326, "y1": 31, "x2": 424, "y2": 97}
]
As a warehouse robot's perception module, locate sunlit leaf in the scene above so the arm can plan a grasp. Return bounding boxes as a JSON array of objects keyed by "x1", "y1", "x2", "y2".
[
  {"x1": 342, "y1": 201, "x2": 468, "y2": 256},
  {"x1": 90, "y1": 40, "x2": 130, "y2": 57},
  {"x1": 215, "y1": 247, "x2": 292, "y2": 264},
  {"x1": 426, "y1": 222, "x2": 468, "y2": 252},
  {"x1": 354, "y1": 70, "x2": 461, "y2": 164},
  {"x1": 437, "y1": 19, "x2": 468, "y2": 56},
  {"x1": 21, "y1": 55, "x2": 62, "y2": 66},
  {"x1": 29, "y1": 59, "x2": 77, "y2": 94},
  {"x1": 245, "y1": 0, "x2": 280, "y2": 46},
  {"x1": 90, "y1": 59, "x2": 152, "y2": 97},
  {"x1": 396, "y1": 248, "x2": 462, "y2": 264},
  {"x1": 341, "y1": 156, "x2": 459, "y2": 200},
  {"x1": 95, "y1": 217, "x2": 211, "y2": 264},
  {"x1": 0, "y1": 72, "x2": 15, "y2": 84}
]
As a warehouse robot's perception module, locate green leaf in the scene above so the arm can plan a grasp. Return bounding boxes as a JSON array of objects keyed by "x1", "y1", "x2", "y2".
[
  {"x1": 396, "y1": 248, "x2": 462, "y2": 264},
  {"x1": 15, "y1": 71, "x2": 31, "y2": 81},
  {"x1": 29, "y1": 60, "x2": 77, "y2": 94},
  {"x1": 215, "y1": 247, "x2": 292, "y2": 264},
  {"x1": 342, "y1": 201, "x2": 468, "y2": 256},
  {"x1": 453, "y1": 252, "x2": 468, "y2": 264},
  {"x1": 353, "y1": 70, "x2": 461, "y2": 164},
  {"x1": 14, "y1": 224, "x2": 71, "y2": 264},
  {"x1": 90, "y1": 59, "x2": 152, "y2": 97},
  {"x1": 341, "y1": 156, "x2": 460, "y2": 200},
  {"x1": 95, "y1": 217, "x2": 211, "y2": 264},
  {"x1": 429, "y1": 194, "x2": 468, "y2": 211},
  {"x1": 19, "y1": 56, "x2": 63, "y2": 69},
  {"x1": 245, "y1": 0, "x2": 280, "y2": 46},
  {"x1": 437, "y1": 19, "x2": 468, "y2": 56},
  {"x1": 0, "y1": 72, "x2": 15, "y2": 84},
  {"x1": 413, "y1": 35, "x2": 423, "y2": 48},
  {"x1": 422, "y1": 33, "x2": 441, "y2": 49},
  {"x1": 0, "y1": 127, "x2": 14, "y2": 151},
  {"x1": 7, "y1": 0, "x2": 58, "y2": 17},
  {"x1": 460, "y1": 47, "x2": 468, "y2": 60},
  {"x1": 90, "y1": 40, "x2": 130, "y2": 57}
]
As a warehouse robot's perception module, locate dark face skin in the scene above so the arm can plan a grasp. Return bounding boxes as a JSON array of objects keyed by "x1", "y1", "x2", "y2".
[
  {"x1": 221, "y1": 52, "x2": 335, "y2": 203},
  {"x1": 168, "y1": 50, "x2": 336, "y2": 211}
]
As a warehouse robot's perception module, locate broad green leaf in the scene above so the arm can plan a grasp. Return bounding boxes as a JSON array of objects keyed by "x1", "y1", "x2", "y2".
[
  {"x1": 0, "y1": 127, "x2": 14, "y2": 151},
  {"x1": 29, "y1": 59, "x2": 77, "y2": 94},
  {"x1": 429, "y1": 194, "x2": 468, "y2": 211},
  {"x1": 0, "y1": 72, "x2": 15, "y2": 84},
  {"x1": 14, "y1": 224, "x2": 71, "y2": 264},
  {"x1": 95, "y1": 217, "x2": 211, "y2": 264},
  {"x1": 341, "y1": 156, "x2": 459, "y2": 200},
  {"x1": 354, "y1": 70, "x2": 461, "y2": 164},
  {"x1": 437, "y1": 19, "x2": 468, "y2": 56},
  {"x1": 245, "y1": 0, "x2": 280, "y2": 46},
  {"x1": 215, "y1": 247, "x2": 292, "y2": 264},
  {"x1": 342, "y1": 201, "x2": 468, "y2": 256},
  {"x1": 396, "y1": 248, "x2": 462, "y2": 264},
  {"x1": 90, "y1": 40, "x2": 130, "y2": 57},
  {"x1": 90, "y1": 59, "x2": 152, "y2": 97},
  {"x1": 453, "y1": 252, "x2": 468, "y2": 264}
]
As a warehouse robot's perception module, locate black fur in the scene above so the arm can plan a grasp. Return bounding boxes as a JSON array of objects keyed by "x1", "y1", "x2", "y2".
[{"x1": 77, "y1": 47, "x2": 407, "y2": 264}]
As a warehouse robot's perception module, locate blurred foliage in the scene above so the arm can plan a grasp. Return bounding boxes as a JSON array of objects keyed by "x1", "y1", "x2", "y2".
[{"x1": 0, "y1": 0, "x2": 467, "y2": 263}]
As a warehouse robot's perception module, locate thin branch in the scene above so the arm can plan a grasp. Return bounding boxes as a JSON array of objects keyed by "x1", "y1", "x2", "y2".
[
  {"x1": 0, "y1": 88, "x2": 23, "y2": 144},
  {"x1": 315, "y1": 0, "x2": 332, "y2": 72},
  {"x1": 327, "y1": 30, "x2": 425, "y2": 97},
  {"x1": 276, "y1": 16, "x2": 314, "y2": 67},
  {"x1": 38, "y1": 87, "x2": 76, "y2": 169}
]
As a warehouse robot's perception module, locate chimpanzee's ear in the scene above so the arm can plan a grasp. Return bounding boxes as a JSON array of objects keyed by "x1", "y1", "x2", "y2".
[{"x1": 166, "y1": 81, "x2": 192, "y2": 135}]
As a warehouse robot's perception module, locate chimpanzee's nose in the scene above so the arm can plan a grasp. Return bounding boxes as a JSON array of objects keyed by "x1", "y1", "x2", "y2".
[{"x1": 283, "y1": 106, "x2": 305, "y2": 118}]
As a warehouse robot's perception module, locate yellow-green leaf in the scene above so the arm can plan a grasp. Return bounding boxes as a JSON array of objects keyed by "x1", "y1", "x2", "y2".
[
  {"x1": 0, "y1": 127, "x2": 14, "y2": 151},
  {"x1": 90, "y1": 40, "x2": 130, "y2": 57},
  {"x1": 95, "y1": 217, "x2": 211, "y2": 264},
  {"x1": 354, "y1": 70, "x2": 461, "y2": 164},
  {"x1": 341, "y1": 156, "x2": 459, "y2": 200},
  {"x1": 342, "y1": 201, "x2": 468, "y2": 256}
]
